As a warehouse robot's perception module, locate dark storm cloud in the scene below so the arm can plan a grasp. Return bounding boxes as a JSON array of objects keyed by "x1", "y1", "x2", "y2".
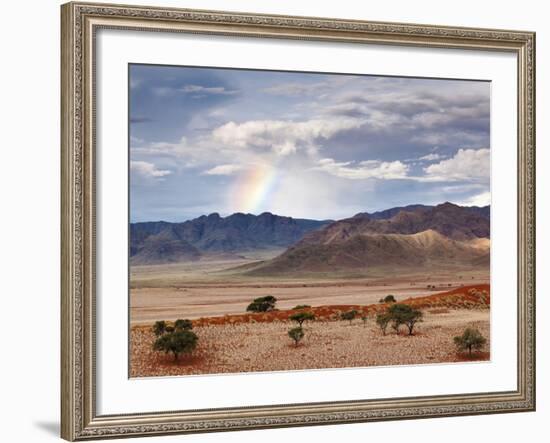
[
  {"x1": 314, "y1": 80, "x2": 490, "y2": 166},
  {"x1": 129, "y1": 64, "x2": 241, "y2": 143}
]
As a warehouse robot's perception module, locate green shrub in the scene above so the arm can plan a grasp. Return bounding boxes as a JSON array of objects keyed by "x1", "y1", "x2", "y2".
[
  {"x1": 293, "y1": 304, "x2": 311, "y2": 310},
  {"x1": 246, "y1": 295, "x2": 277, "y2": 312},
  {"x1": 289, "y1": 311, "x2": 315, "y2": 327},
  {"x1": 388, "y1": 303, "x2": 423, "y2": 335},
  {"x1": 376, "y1": 313, "x2": 391, "y2": 335},
  {"x1": 340, "y1": 309, "x2": 358, "y2": 325},
  {"x1": 454, "y1": 328, "x2": 487, "y2": 355},
  {"x1": 288, "y1": 327, "x2": 305, "y2": 347},
  {"x1": 174, "y1": 319, "x2": 193, "y2": 331},
  {"x1": 153, "y1": 330, "x2": 198, "y2": 362},
  {"x1": 152, "y1": 320, "x2": 167, "y2": 337}
]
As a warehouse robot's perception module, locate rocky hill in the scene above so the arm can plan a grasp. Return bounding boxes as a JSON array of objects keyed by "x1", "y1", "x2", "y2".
[{"x1": 242, "y1": 203, "x2": 490, "y2": 275}]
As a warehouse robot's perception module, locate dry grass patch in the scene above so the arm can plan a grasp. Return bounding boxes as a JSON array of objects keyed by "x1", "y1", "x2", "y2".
[{"x1": 131, "y1": 307, "x2": 490, "y2": 377}]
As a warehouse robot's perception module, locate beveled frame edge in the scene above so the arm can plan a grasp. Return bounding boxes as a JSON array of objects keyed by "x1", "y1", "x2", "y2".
[{"x1": 60, "y1": 1, "x2": 536, "y2": 441}]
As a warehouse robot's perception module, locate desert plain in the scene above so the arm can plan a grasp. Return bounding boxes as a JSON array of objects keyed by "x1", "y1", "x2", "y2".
[
  {"x1": 130, "y1": 255, "x2": 490, "y2": 377},
  {"x1": 130, "y1": 256, "x2": 489, "y2": 323}
]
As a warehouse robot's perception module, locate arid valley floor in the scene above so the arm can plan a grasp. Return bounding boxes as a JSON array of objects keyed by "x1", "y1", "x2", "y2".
[
  {"x1": 130, "y1": 256, "x2": 490, "y2": 377},
  {"x1": 130, "y1": 255, "x2": 490, "y2": 323}
]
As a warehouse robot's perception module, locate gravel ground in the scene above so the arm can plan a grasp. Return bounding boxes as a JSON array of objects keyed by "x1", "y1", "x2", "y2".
[{"x1": 130, "y1": 308, "x2": 490, "y2": 377}]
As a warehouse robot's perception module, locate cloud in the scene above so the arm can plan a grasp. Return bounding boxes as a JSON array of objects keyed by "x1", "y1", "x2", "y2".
[
  {"x1": 209, "y1": 108, "x2": 228, "y2": 117},
  {"x1": 179, "y1": 85, "x2": 239, "y2": 96},
  {"x1": 321, "y1": 103, "x2": 370, "y2": 118},
  {"x1": 314, "y1": 158, "x2": 410, "y2": 180},
  {"x1": 129, "y1": 65, "x2": 491, "y2": 221},
  {"x1": 130, "y1": 135, "x2": 144, "y2": 145},
  {"x1": 130, "y1": 78, "x2": 142, "y2": 89},
  {"x1": 132, "y1": 137, "x2": 187, "y2": 156},
  {"x1": 202, "y1": 164, "x2": 244, "y2": 175},
  {"x1": 320, "y1": 86, "x2": 490, "y2": 151},
  {"x1": 418, "y1": 153, "x2": 444, "y2": 161},
  {"x1": 131, "y1": 136, "x2": 209, "y2": 164},
  {"x1": 314, "y1": 148, "x2": 489, "y2": 183},
  {"x1": 130, "y1": 117, "x2": 153, "y2": 124},
  {"x1": 211, "y1": 118, "x2": 365, "y2": 156},
  {"x1": 410, "y1": 131, "x2": 488, "y2": 148},
  {"x1": 130, "y1": 160, "x2": 171, "y2": 179},
  {"x1": 133, "y1": 118, "x2": 366, "y2": 165},
  {"x1": 439, "y1": 183, "x2": 486, "y2": 193},
  {"x1": 455, "y1": 191, "x2": 491, "y2": 207},
  {"x1": 423, "y1": 148, "x2": 489, "y2": 181},
  {"x1": 262, "y1": 82, "x2": 331, "y2": 96},
  {"x1": 333, "y1": 89, "x2": 489, "y2": 119},
  {"x1": 131, "y1": 135, "x2": 254, "y2": 169}
]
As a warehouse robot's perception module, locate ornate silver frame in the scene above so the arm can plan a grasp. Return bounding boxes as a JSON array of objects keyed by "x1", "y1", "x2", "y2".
[{"x1": 61, "y1": 2, "x2": 536, "y2": 440}]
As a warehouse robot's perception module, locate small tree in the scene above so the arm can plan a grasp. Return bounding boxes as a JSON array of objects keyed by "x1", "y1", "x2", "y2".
[
  {"x1": 376, "y1": 313, "x2": 391, "y2": 335},
  {"x1": 246, "y1": 295, "x2": 277, "y2": 312},
  {"x1": 289, "y1": 311, "x2": 315, "y2": 327},
  {"x1": 153, "y1": 330, "x2": 198, "y2": 362},
  {"x1": 152, "y1": 320, "x2": 167, "y2": 337},
  {"x1": 388, "y1": 303, "x2": 423, "y2": 335},
  {"x1": 391, "y1": 318, "x2": 402, "y2": 334},
  {"x1": 361, "y1": 314, "x2": 368, "y2": 327},
  {"x1": 174, "y1": 319, "x2": 193, "y2": 331},
  {"x1": 288, "y1": 327, "x2": 304, "y2": 347},
  {"x1": 383, "y1": 295, "x2": 396, "y2": 303},
  {"x1": 341, "y1": 309, "x2": 358, "y2": 325},
  {"x1": 388, "y1": 303, "x2": 407, "y2": 327},
  {"x1": 402, "y1": 309, "x2": 423, "y2": 335},
  {"x1": 293, "y1": 304, "x2": 311, "y2": 310},
  {"x1": 454, "y1": 328, "x2": 487, "y2": 356}
]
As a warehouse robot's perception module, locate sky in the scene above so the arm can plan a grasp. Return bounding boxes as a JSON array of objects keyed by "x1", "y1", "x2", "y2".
[{"x1": 129, "y1": 64, "x2": 490, "y2": 222}]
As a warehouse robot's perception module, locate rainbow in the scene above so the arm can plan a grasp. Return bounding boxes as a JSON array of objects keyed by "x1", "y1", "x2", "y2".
[{"x1": 229, "y1": 164, "x2": 279, "y2": 214}]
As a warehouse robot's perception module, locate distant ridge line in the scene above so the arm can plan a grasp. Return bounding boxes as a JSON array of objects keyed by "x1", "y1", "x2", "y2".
[{"x1": 130, "y1": 202, "x2": 490, "y2": 266}]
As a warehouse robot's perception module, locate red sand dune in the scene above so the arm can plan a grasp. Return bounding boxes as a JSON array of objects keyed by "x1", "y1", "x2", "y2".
[{"x1": 176, "y1": 284, "x2": 490, "y2": 328}]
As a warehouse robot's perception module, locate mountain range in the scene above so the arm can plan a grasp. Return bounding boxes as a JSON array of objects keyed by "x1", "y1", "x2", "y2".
[
  {"x1": 130, "y1": 203, "x2": 490, "y2": 271},
  {"x1": 130, "y1": 212, "x2": 330, "y2": 265},
  {"x1": 357, "y1": 203, "x2": 490, "y2": 221},
  {"x1": 244, "y1": 202, "x2": 490, "y2": 275}
]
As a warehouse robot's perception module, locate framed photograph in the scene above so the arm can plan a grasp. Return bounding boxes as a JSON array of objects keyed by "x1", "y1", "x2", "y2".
[{"x1": 61, "y1": 2, "x2": 536, "y2": 440}]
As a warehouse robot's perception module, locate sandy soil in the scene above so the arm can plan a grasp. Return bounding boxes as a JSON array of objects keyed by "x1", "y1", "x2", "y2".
[
  {"x1": 130, "y1": 308, "x2": 490, "y2": 377},
  {"x1": 130, "y1": 259, "x2": 489, "y2": 324}
]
